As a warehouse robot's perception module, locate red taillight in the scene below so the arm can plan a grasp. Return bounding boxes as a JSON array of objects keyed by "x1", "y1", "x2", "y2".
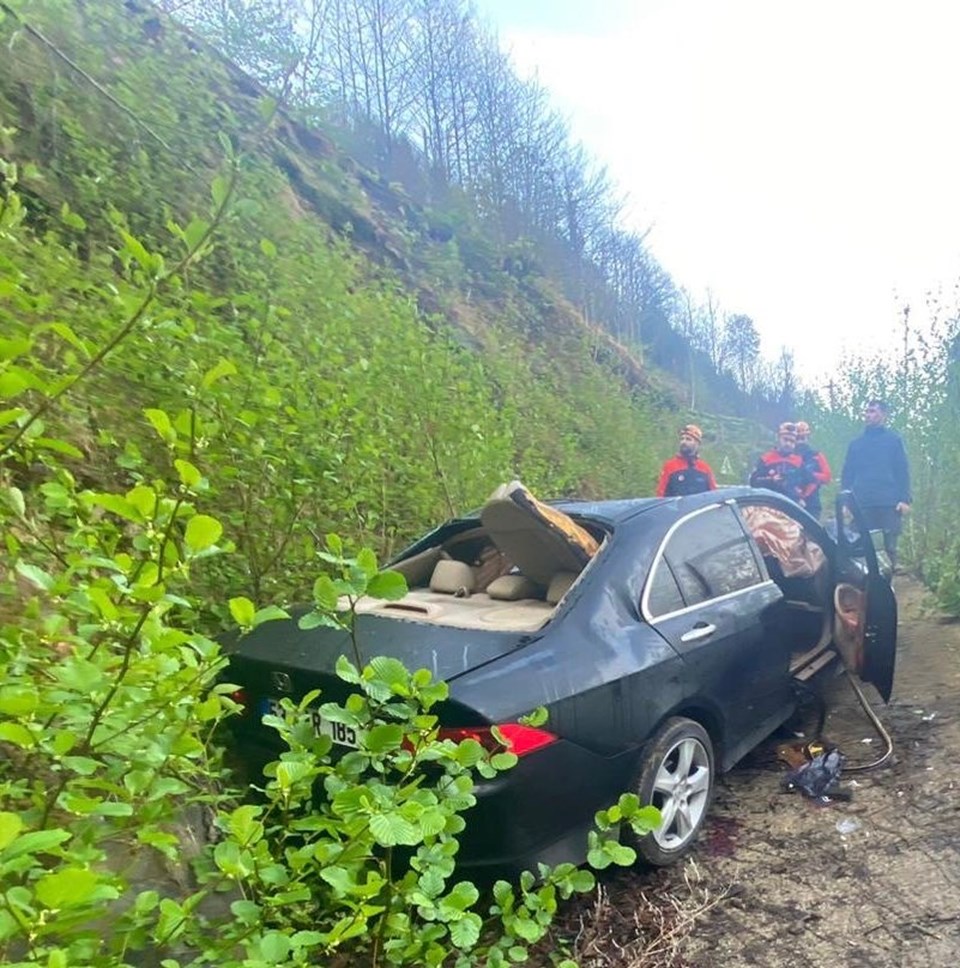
[
  {"x1": 438, "y1": 723, "x2": 558, "y2": 757},
  {"x1": 228, "y1": 688, "x2": 250, "y2": 713}
]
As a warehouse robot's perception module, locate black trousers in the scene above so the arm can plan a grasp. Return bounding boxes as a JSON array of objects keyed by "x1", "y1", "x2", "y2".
[{"x1": 861, "y1": 506, "x2": 902, "y2": 567}]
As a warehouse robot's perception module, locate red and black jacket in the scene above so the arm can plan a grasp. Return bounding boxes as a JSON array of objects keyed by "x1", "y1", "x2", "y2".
[
  {"x1": 656, "y1": 455, "x2": 718, "y2": 497},
  {"x1": 796, "y1": 443, "x2": 832, "y2": 515},
  {"x1": 749, "y1": 450, "x2": 813, "y2": 503}
]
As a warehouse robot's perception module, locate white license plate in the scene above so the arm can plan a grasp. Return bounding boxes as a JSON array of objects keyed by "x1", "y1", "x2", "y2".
[{"x1": 261, "y1": 698, "x2": 360, "y2": 748}]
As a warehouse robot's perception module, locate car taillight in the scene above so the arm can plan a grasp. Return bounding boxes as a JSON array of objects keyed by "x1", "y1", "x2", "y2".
[
  {"x1": 437, "y1": 724, "x2": 558, "y2": 757},
  {"x1": 228, "y1": 688, "x2": 250, "y2": 714}
]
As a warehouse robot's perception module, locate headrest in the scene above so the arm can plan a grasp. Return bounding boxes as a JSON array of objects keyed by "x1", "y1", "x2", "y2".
[
  {"x1": 429, "y1": 560, "x2": 475, "y2": 597},
  {"x1": 546, "y1": 571, "x2": 577, "y2": 605},
  {"x1": 487, "y1": 574, "x2": 541, "y2": 601}
]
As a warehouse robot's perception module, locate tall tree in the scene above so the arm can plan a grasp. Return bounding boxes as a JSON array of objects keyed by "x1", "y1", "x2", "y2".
[{"x1": 723, "y1": 313, "x2": 760, "y2": 390}]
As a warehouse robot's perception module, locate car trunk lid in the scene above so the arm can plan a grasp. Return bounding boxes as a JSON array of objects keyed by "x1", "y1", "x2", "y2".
[{"x1": 225, "y1": 608, "x2": 532, "y2": 707}]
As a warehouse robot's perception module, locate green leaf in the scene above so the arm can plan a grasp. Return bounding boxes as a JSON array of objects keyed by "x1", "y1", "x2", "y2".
[
  {"x1": 120, "y1": 230, "x2": 153, "y2": 271},
  {"x1": 33, "y1": 437, "x2": 84, "y2": 458},
  {"x1": 0, "y1": 813, "x2": 23, "y2": 851},
  {"x1": 15, "y1": 560, "x2": 53, "y2": 592},
  {"x1": 319, "y1": 865, "x2": 352, "y2": 895},
  {"x1": 3, "y1": 486, "x2": 24, "y2": 517},
  {"x1": 0, "y1": 685, "x2": 39, "y2": 716},
  {"x1": 367, "y1": 570, "x2": 407, "y2": 601},
  {"x1": 35, "y1": 868, "x2": 100, "y2": 909},
  {"x1": 91, "y1": 801, "x2": 133, "y2": 817},
  {"x1": 450, "y1": 913, "x2": 482, "y2": 949},
  {"x1": 0, "y1": 407, "x2": 26, "y2": 428},
  {"x1": 259, "y1": 238, "x2": 277, "y2": 259},
  {"x1": 126, "y1": 485, "x2": 156, "y2": 519},
  {"x1": 325, "y1": 533, "x2": 343, "y2": 557},
  {"x1": 229, "y1": 596, "x2": 256, "y2": 627},
  {"x1": 490, "y1": 752, "x2": 518, "y2": 771},
  {"x1": 59, "y1": 201, "x2": 86, "y2": 231},
  {"x1": 442, "y1": 881, "x2": 479, "y2": 913},
  {"x1": 369, "y1": 812, "x2": 420, "y2": 847},
  {"x1": 184, "y1": 514, "x2": 222, "y2": 552},
  {"x1": 275, "y1": 760, "x2": 313, "y2": 791},
  {"x1": 183, "y1": 217, "x2": 210, "y2": 250},
  {"x1": 211, "y1": 175, "x2": 230, "y2": 209},
  {"x1": 356, "y1": 547, "x2": 378, "y2": 578},
  {"x1": 201, "y1": 358, "x2": 237, "y2": 390},
  {"x1": 49, "y1": 322, "x2": 90, "y2": 357},
  {"x1": 1, "y1": 829, "x2": 70, "y2": 861},
  {"x1": 0, "y1": 722, "x2": 35, "y2": 747},
  {"x1": 143, "y1": 408, "x2": 176, "y2": 444},
  {"x1": 364, "y1": 723, "x2": 404, "y2": 753},
  {"x1": 0, "y1": 337, "x2": 32, "y2": 361},
  {"x1": 568, "y1": 869, "x2": 595, "y2": 893},
  {"x1": 228, "y1": 805, "x2": 264, "y2": 845},
  {"x1": 230, "y1": 899, "x2": 260, "y2": 925},
  {"x1": 336, "y1": 655, "x2": 361, "y2": 683},
  {"x1": 298, "y1": 610, "x2": 340, "y2": 631},
  {"x1": 258, "y1": 931, "x2": 290, "y2": 964},
  {"x1": 368, "y1": 656, "x2": 408, "y2": 689},
  {"x1": 0, "y1": 368, "x2": 29, "y2": 398},
  {"x1": 174, "y1": 459, "x2": 202, "y2": 489},
  {"x1": 61, "y1": 757, "x2": 100, "y2": 776},
  {"x1": 451, "y1": 738, "x2": 482, "y2": 767},
  {"x1": 313, "y1": 574, "x2": 339, "y2": 610},
  {"x1": 253, "y1": 605, "x2": 290, "y2": 626}
]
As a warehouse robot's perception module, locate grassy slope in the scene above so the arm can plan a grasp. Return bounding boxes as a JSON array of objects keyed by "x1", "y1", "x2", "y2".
[{"x1": 0, "y1": 0, "x2": 768, "y2": 611}]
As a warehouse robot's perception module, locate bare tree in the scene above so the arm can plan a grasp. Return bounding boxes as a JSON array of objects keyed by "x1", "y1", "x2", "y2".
[{"x1": 723, "y1": 313, "x2": 761, "y2": 390}]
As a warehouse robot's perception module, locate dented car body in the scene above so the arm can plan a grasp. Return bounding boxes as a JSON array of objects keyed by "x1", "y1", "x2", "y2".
[{"x1": 225, "y1": 486, "x2": 896, "y2": 874}]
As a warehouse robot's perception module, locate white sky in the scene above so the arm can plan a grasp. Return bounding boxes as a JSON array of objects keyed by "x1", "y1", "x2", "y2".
[{"x1": 472, "y1": 0, "x2": 960, "y2": 384}]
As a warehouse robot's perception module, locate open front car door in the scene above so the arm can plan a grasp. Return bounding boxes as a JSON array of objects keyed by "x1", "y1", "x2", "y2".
[{"x1": 832, "y1": 490, "x2": 897, "y2": 702}]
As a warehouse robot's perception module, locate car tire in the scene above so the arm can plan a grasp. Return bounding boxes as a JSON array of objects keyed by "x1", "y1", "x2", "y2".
[{"x1": 628, "y1": 716, "x2": 715, "y2": 866}]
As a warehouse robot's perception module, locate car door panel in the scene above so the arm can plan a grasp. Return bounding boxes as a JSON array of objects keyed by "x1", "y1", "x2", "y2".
[
  {"x1": 644, "y1": 504, "x2": 796, "y2": 769},
  {"x1": 833, "y1": 491, "x2": 897, "y2": 701}
]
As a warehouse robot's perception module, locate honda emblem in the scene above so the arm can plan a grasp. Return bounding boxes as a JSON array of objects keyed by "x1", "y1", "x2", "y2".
[{"x1": 270, "y1": 671, "x2": 293, "y2": 694}]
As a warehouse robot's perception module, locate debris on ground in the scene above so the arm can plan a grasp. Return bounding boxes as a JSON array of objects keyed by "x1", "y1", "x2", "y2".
[{"x1": 781, "y1": 745, "x2": 850, "y2": 802}]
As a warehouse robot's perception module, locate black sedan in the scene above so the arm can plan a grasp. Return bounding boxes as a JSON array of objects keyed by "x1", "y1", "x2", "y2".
[{"x1": 224, "y1": 483, "x2": 896, "y2": 874}]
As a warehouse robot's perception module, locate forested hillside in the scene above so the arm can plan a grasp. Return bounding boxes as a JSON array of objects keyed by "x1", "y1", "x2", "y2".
[{"x1": 0, "y1": 0, "x2": 777, "y2": 614}]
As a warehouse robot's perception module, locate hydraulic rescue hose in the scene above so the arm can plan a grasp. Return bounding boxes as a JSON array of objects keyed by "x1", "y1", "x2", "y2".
[{"x1": 841, "y1": 668, "x2": 894, "y2": 772}]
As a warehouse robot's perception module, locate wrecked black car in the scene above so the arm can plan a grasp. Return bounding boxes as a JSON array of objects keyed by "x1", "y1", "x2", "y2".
[{"x1": 224, "y1": 484, "x2": 896, "y2": 874}]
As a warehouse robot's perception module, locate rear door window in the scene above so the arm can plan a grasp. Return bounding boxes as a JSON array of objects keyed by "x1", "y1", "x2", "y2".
[{"x1": 648, "y1": 506, "x2": 764, "y2": 615}]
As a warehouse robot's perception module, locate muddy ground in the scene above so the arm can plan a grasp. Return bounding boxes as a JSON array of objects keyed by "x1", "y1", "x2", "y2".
[{"x1": 556, "y1": 578, "x2": 960, "y2": 967}]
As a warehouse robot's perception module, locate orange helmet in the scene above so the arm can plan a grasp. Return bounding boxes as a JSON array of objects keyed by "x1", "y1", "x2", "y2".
[{"x1": 777, "y1": 422, "x2": 797, "y2": 444}]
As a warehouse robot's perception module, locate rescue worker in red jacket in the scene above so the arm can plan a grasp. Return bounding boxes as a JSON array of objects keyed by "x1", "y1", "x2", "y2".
[
  {"x1": 749, "y1": 422, "x2": 812, "y2": 504},
  {"x1": 795, "y1": 420, "x2": 832, "y2": 519},
  {"x1": 656, "y1": 424, "x2": 718, "y2": 497}
]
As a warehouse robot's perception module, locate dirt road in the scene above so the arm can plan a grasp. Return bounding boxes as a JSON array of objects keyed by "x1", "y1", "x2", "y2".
[{"x1": 560, "y1": 578, "x2": 960, "y2": 967}]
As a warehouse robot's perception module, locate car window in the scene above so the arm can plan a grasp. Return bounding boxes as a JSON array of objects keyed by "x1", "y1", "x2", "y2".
[
  {"x1": 661, "y1": 506, "x2": 764, "y2": 609},
  {"x1": 647, "y1": 560, "x2": 686, "y2": 617}
]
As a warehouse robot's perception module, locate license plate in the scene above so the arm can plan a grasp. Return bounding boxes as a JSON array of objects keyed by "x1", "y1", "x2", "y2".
[{"x1": 260, "y1": 697, "x2": 360, "y2": 748}]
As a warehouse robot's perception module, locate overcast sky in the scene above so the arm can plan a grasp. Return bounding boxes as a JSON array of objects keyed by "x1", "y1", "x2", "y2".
[{"x1": 472, "y1": 0, "x2": 960, "y2": 385}]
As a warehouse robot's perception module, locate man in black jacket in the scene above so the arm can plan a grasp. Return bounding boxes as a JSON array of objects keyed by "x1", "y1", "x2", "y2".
[{"x1": 841, "y1": 399, "x2": 911, "y2": 568}]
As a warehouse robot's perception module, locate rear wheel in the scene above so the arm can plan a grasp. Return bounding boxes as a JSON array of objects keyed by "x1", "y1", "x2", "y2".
[{"x1": 629, "y1": 717, "x2": 714, "y2": 866}]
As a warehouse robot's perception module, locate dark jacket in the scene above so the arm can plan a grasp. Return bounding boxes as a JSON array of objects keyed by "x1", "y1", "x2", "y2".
[
  {"x1": 656, "y1": 455, "x2": 717, "y2": 497},
  {"x1": 841, "y1": 426, "x2": 911, "y2": 508},
  {"x1": 796, "y1": 443, "x2": 832, "y2": 516},
  {"x1": 749, "y1": 450, "x2": 811, "y2": 503}
]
